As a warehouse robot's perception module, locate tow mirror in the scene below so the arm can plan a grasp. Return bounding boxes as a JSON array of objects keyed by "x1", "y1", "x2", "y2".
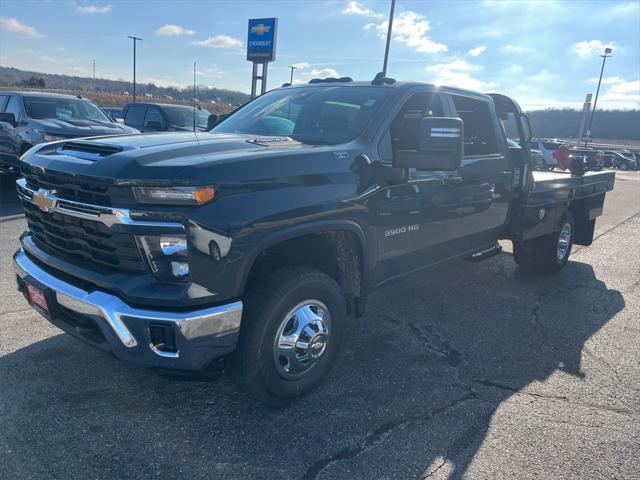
[
  {"x1": 520, "y1": 114, "x2": 532, "y2": 142},
  {"x1": 0, "y1": 112, "x2": 17, "y2": 127},
  {"x1": 394, "y1": 117, "x2": 463, "y2": 171},
  {"x1": 207, "y1": 114, "x2": 219, "y2": 130}
]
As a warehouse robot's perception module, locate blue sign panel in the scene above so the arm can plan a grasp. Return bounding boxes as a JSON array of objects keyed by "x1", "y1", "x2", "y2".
[{"x1": 247, "y1": 18, "x2": 278, "y2": 63}]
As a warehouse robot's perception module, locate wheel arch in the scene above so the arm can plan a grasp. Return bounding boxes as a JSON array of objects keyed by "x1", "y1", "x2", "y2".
[{"x1": 237, "y1": 220, "x2": 371, "y2": 316}]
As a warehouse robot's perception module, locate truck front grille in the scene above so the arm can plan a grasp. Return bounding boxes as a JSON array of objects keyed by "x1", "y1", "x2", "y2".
[
  {"x1": 22, "y1": 165, "x2": 133, "y2": 206},
  {"x1": 23, "y1": 201, "x2": 145, "y2": 272}
]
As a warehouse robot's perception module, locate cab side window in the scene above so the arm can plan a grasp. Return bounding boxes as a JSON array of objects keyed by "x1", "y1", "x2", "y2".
[
  {"x1": 144, "y1": 107, "x2": 164, "y2": 130},
  {"x1": 0, "y1": 95, "x2": 9, "y2": 112},
  {"x1": 5, "y1": 96, "x2": 21, "y2": 119},
  {"x1": 124, "y1": 105, "x2": 146, "y2": 128},
  {"x1": 390, "y1": 93, "x2": 444, "y2": 152},
  {"x1": 451, "y1": 95, "x2": 498, "y2": 156}
]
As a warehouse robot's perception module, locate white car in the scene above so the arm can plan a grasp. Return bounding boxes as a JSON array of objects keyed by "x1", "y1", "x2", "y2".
[{"x1": 530, "y1": 139, "x2": 563, "y2": 167}]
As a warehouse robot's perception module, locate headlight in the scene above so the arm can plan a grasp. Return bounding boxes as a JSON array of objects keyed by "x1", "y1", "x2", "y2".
[
  {"x1": 132, "y1": 186, "x2": 215, "y2": 205},
  {"x1": 43, "y1": 133, "x2": 65, "y2": 142},
  {"x1": 136, "y1": 234, "x2": 190, "y2": 280}
]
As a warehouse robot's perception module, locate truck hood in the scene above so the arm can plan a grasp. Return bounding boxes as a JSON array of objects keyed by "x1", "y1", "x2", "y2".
[
  {"x1": 32, "y1": 118, "x2": 138, "y2": 136},
  {"x1": 23, "y1": 132, "x2": 341, "y2": 185}
]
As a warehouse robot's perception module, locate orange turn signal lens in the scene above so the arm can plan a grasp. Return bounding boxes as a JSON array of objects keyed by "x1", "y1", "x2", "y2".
[{"x1": 194, "y1": 186, "x2": 216, "y2": 205}]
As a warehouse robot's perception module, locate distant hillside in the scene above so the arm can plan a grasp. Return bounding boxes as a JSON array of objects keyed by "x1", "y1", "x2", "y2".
[
  {"x1": 0, "y1": 66, "x2": 250, "y2": 105},
  {"x1": 525, "y1": 109, "x2": 640, "y2": 141}
]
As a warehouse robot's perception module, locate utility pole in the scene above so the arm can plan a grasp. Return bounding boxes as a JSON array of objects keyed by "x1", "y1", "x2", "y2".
[
  {"x1": 193, "y1": 61, "x2": 197, "y2": 132},
  {"x1": 287, "y1": 65, "x2": 297, "y2": 84},
  {"x1": 382, "y1": 0, "x2": 396, "y2": 77},
  {"x1": 127, "y1": 36, "x2": 142, "y2": 101},
  {"x1": 584, "y1": 47, "x2": 612, "y2": 146},
  {"x1": 92, "y1": 59, "x2": 96, "y2": 91}
]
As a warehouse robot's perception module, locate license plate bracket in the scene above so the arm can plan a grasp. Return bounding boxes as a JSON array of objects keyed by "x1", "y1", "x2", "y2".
[{"x1": 24, "y1": 280, "x2": 52, "y2": 319}]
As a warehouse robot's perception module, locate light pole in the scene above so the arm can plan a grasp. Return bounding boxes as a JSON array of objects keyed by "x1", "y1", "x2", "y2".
[
  {"x1": 92, "y1": 59, "x2": 96, "y2": 91},
  {"x1": 287, "y1": 65, "x2": 298, "y2": 84},
  {"x1": 127, "y1": 36, "x2": 142, "y2": 101},
  {"x1": 584, "y1": 47, "x2": 612, "y2": 146}
]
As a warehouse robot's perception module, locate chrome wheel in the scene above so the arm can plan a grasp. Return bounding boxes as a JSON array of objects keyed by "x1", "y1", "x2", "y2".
[
  {"x1": 556, "y1": 222, "x2": 572, "y2": 261},
  {"x1": 273, "y1": 300, "x2": 331, "y2": 380}
]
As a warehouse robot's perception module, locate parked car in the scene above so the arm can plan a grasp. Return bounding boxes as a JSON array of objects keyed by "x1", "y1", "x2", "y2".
[
  {"x1": 530, "y1": 139, "x2": 563, "y2": 168},
  {"x1": 101, "y1": 107, "x2": 123, "y2": 122},
  {"x1": 603, "y1": 150, "x2": 638, "y2": 171},
  {"x1": 0, "y1": 91, "x2": 138, "y2": 174},
  {"x1": 14, "y1": 79, "x2": 615, "y2": 405},
  {"x1": 508, "y1": 139, "x2": 545, "y2": 171},
  {"x1": 121, "y1": 103, "x2": 214, "y2": 132}
]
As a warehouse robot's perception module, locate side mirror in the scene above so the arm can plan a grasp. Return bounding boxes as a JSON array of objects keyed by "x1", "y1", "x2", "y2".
[
  {"x1": 519, "y1": 114, "x2": 532, "y2": 142},
  {"x1": 207, "y1": 114, "x2": 219, "y2": 130},
  {"x1": 0, "y1": 112, "x2": 17, "y2": 127},
  {"x1": 394, "y1": 117, "x2": 463, "y2": 171},
  {"x1": 146, "y1": 120, "x2": 162, "y2": 131}
]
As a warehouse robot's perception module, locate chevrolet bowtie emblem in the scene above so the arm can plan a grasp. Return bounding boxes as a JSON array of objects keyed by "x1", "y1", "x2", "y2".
[
  {"x1": 33, "y1": 189, "x2": 57, "y2": 212},
  {"x1": 251, "y1": 24, "x2": 271, "y2": 35}
]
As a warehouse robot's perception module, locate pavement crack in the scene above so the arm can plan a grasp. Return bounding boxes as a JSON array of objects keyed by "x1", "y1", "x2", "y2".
[
  {"x1": 302, "y1": 391, "x2": 478, "y2": 480},
  {"x1": 472, "y1": 378, "x2": 637, "y2": 416}
]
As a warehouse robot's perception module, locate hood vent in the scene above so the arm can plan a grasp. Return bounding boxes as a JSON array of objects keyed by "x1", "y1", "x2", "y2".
[{"x1": 57, "y1": 142, "x2": 123, "y2": 161}]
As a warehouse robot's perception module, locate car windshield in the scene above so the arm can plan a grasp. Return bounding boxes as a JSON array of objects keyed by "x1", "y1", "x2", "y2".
[
  {"x1": 24, "y1": 96, "x2": 111, "y2": 123},
  {"x1": 213, "y1": 86, "x2": 391, "y2": 145},
  {"x1": 163, "y1": 105, "x2": 210, "y2": 128}
]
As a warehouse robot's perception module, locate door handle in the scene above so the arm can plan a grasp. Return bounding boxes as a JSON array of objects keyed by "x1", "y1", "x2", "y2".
[{"x1": 443, "y1": 176, "x2": 462, "y2": 186}]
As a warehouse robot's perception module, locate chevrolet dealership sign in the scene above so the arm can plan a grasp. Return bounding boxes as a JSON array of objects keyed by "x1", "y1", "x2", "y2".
[{"x1": 247, "y1": 18, "x2": 278, "y2": 62}]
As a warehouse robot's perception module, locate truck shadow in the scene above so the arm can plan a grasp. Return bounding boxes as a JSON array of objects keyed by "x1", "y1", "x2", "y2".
[
  {"x1": 0, "y1": 254, "x2": 625, "y2": 479},
  {"x1": 0, "y1": 173, "x2": 22, "y2": 218}
]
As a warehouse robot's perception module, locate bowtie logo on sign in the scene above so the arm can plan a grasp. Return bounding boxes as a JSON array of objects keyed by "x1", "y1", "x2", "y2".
[{"x1": 251, "y1": 23, "x2": 271, "y2": 35}]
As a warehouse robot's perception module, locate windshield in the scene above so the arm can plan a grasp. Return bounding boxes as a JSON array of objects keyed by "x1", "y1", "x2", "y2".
[
  {"x1": 24, "y1": 96, "x2": 111, "y2": 123},
  {"x1": 163, "y1": 105, "x2": 210, "y2": 128},
  {"x1": 213, "y1": 86, "x2": 391, "y2": 145}
]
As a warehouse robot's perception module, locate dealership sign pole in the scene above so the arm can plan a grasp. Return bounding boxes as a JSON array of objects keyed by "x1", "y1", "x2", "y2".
[{"x1": 247, "y1": 18, "x2": 278, "y2": 98}]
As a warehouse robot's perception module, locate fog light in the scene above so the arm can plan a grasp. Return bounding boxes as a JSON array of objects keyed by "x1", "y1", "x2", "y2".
[
  {"x1": 170, "y1": 261, "x2": 190, "y2": 278},
  {"x1": 136, "y1": 234, "x2": 190, "y2": 281}
]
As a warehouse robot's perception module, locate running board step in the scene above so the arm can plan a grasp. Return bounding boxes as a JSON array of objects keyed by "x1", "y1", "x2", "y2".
[{"x1": 465, "y1": 243, "x2": 503, "y2": 263}]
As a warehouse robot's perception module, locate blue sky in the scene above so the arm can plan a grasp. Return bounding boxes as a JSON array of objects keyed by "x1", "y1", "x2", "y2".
[{"x1": 0, "y1": 0, "x2": 638, "y2": 109}]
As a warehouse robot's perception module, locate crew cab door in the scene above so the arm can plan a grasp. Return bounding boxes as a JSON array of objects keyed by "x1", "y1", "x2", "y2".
[
  {"x1": 371, "y1": 91, "x2": 464, "y2": 283},
  {"x1": 442, "y1": 93, "x2": 513, "y2": 249},
  {"x1": 0, "y1": 94, "x2": 21, "y2": 164}
]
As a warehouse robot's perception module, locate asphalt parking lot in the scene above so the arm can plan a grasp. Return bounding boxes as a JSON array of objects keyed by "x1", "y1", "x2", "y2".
[{"x1": 1, "y1": 172, "x2": 639, "y2": 479}]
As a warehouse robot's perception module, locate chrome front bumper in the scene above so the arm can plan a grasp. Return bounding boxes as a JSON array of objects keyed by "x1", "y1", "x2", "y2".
[{"x1": 14, "y1": 248, "x2": 243, "y2": 371}]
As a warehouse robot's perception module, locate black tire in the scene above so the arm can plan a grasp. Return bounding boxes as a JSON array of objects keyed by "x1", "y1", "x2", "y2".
[
  {"x1": 234, "y1": 266, "x2": 346, "y2": 406},
  {"x1": 513, "y1": 211, "x2": 575, "y2": 275},
  {"x1": 619, "y1": 162, "x2": 628, "y2": 171}
]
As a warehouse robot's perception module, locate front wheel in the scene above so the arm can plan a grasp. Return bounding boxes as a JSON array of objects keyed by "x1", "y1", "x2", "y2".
[
  {"x1": 234, "y1": 266, "x2": 346, "y2": 406},
  {"x1": 513, "y1": 211, "x2": 575, "y2": 274}
]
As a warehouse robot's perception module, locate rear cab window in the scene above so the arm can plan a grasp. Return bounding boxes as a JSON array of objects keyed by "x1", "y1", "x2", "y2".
[
  {"x1": 124, "y1": 105, "x2": 147, "y2": 127},
  {"x1": 451, "y1": 95, "x2": 499, "y2": 156}
]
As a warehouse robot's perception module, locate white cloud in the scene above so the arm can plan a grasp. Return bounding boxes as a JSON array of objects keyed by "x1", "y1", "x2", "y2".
[
  {"x1": 501, "y1": 44, "x2": 535, "y2": 55},
  {"x1": 425, "y1": 60, "x2": 497, "y2": 90},
  {"x1": 311, "y1": 68, "x2": 341, "y2": 77},
  {"x1": 194, "y1": 35, "x2": 242, "y2": 49},
  {"x1": 599, "y1": 79, "x2": 640, "y2": 109},
  {"x1": 290, "y1": 62, "x2": 310, "y2": 70},
  {"x1": 587, "y1": 76, "x2": 625, "y2": 85},
  {"x1": 608, "y1": 2, "x2": 640, "y2": 17},
  {"x1": 468, "y1": 46, "x2": 486, "y2": 57},
  {"x1": 528, "y1": 69, "x2": 556, "y2": 83},
  {"x1": 341, "y1": 1, "x2": 383, "y2": 18},
  {"x1": 155, "y1": 24, "x2": 196, "y2": 36},
  {"x1": 508, "y1": 64, "x2": 523, "y2": 74},
  {"x1": 0, "y1": 17, "x2": 44, "y2": 38},
  {"x1": 77, "y1": 4, "x2": 112, "y2": 14},
  {"x1": 571, "y1": 40, "x2": 614, "y2": 58},
  {"x1": 365, "y1": 10, "x2": 447, "y2": 53}
]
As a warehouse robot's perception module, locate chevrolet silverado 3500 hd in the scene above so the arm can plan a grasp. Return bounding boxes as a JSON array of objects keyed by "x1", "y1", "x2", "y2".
[{"x1": 13, "y1": 78, "x2": 614, "y2": 405}]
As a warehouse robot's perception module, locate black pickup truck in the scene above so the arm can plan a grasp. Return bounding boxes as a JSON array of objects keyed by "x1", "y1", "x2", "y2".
[{"x1": 13, "y1": 79, "x2": 614, "y2": 405}]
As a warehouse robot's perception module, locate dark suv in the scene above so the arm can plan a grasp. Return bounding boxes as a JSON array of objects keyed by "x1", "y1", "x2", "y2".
[
  {"x1": 0, "y1": 92, "x2": 139, "y2": 174},
  {"x1": 121, "y1": 103, "x2": 214, "y2": 132}
]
